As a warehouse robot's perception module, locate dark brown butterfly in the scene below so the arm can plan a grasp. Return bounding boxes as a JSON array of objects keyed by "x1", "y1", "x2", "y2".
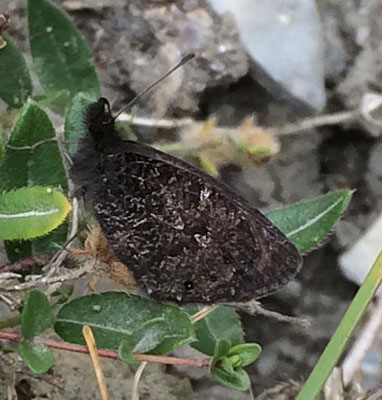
[{"x1": 71, "y1": 98, "x2": 302, "y2": 304}]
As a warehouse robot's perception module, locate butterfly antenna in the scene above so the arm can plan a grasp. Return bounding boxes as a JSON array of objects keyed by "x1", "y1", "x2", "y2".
[{"x1": 113, "y1": 53, "x2": 195, "y2": 120}]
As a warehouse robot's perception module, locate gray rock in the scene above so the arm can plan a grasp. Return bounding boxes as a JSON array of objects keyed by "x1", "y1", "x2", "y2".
[
  {"x1": 207, "y1": 0, "x2": 326, "y2": 111},
  {"x1": 63, "y1": 0, "x2": 126, "y2": 11},
  {"x1": 331, "y1": 0, "x2": 382, "y2": 110},
  {"x1": 339, "y1": 214, "x2": 382, "y2": 285},
  {"x1": 9, "y1": 350, "x2": 196, "y2": 400}
]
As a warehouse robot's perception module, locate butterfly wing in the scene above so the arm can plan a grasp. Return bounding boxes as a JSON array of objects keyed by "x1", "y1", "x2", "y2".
[{"x1": 90, "y1": 140, "x2": 302, "y2": 304}]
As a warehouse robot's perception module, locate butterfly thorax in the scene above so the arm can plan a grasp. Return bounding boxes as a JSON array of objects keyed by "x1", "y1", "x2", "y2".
[{"x1": 71, "y1": 98, "x2": 120, "y2": 196}]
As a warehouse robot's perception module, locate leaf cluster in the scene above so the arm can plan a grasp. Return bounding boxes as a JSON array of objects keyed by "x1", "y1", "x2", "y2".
[{"x1": 0, "y1": 0, "x2": 354, "y2": 392}]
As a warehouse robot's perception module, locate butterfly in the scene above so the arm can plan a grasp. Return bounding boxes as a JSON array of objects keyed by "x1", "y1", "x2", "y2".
[{"x1": 71, "y1": 97, "x2": 302, "y2": 304}]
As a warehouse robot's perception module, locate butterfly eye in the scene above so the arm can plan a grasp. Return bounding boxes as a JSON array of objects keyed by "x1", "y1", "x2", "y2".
[{"x1": 98, "y1": 97, "x2": 111, "y2": 115}]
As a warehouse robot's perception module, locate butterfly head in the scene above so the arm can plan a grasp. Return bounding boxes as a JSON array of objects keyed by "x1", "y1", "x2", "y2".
[{"x1": 85, "y1": 97, "x2": 115, "y2": 142}]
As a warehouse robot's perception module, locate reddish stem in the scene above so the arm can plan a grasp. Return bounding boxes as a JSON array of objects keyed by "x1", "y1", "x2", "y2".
[
  {"x1": 0, "y1": 330, "x2": 210, "y2": 368},
  {"x1": 0, "y1": 253, "x2": 53, "y2": 273}
]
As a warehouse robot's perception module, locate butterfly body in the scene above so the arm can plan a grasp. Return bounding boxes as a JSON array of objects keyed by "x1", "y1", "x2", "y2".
[{"x1": 71, "y1": 98, "x2": 302, "y2": 304}]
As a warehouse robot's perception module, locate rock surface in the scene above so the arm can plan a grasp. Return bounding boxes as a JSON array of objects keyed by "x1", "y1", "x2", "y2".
[{"x1": 207, "y1": 0, "x2": 326, "y2": 111}]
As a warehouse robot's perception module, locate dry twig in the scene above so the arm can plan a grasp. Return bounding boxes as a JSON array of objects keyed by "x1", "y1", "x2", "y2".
[{"x1": 83, "y1": 325, "x2": 109, "y2": 400}]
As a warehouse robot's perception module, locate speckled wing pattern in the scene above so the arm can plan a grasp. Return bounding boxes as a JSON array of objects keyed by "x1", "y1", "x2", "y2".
[
  {"x1": 90, "y1": 140, "x2": 302, "y2": 304},
  {"x1": 71, "y1": 98, "x2": 302, "y2": 304}
]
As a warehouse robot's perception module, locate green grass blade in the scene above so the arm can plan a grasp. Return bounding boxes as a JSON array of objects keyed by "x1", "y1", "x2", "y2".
[{"x1": 296, "y1": 250, "x2": 382, "y2": 400}]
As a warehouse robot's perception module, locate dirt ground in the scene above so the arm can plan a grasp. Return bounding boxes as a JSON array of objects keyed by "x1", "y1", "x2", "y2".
[{"x1": 2, "y1": 0, "x2": 382, "y2": 399}]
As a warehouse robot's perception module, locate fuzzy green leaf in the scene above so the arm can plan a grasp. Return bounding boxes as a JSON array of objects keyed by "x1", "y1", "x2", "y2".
[
  {"x1": 227, "y1": 343, "x2": 261, "y2": 367},
  {"x1": 118, "y1": 340, "x2": 140, "y2": 366},
  {"x1": 211, "y1": 365, "x2": 251, "y2": 391},
  {"x1": 64, "y1": 92, "x2": 93, "y2": 154},
  {"x1": 0, "y1": 34, "x2": 33, "y2": 108},
  {"x1": 21, "y1": 289, "x2": 53, "y2": 338},
  {"x1": 266, "y1": 190, "x2": 353, "y2": 253},
  {"x1": 210, "y1": 338, "x2": 232, "y2": 369},
  {"x1": 187, "y1": 306, "x2": 244, "y2": 356},
  {"x1": 18, "y1": 342, "x2": 54, "y2": 374},
  {"x1": 133, "y1": 320, "x2": 167, "y2": 353},
  {"x1": 0, "y1": 100, "x2": 68, "y2": 258},
  {"x1": 27, "y1": 0, "x2": 100, "y2": 108},
  {"x1": 209, "y1": 339, "x2": 252, "y2": 390},
  {"x1": 55, "y1": 292, "x2": 195, "y2": 354},
  {"x1": 0, "y1": 99, "x2": 66, "y2": 189},
  {"x1": 0, "y1": 187, "x2": 70, "y2": 240}
]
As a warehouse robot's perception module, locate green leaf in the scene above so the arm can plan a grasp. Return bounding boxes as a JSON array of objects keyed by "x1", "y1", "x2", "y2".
[
  {"x1": 17, "y1": 342, "x2": 54, "y2": 373},
  {"x1": 220, "y1": 356, "x2": 235, "y2": 373},
  {"x1": 266, "y1": 190, "x2": 353, "y2": 253},
  {"x1": 0, "y1": 187, "x2": 70, "y2": 240},
  {"x1": 119, "y1": 319, "x2": 168, "y2": 365},
  {"x1": 118, "y1": 340, "x2": 140, "y2": 366},
  {"x1": 27, "y1": 0, "x2": 100, "y2": 108},
  {"x1": 227, "y1": 343, "x2": 261, "y2": 367},
  {"x1": 55, "y1": 292, "x2": 195, "y2": 354},
  {"x1": 21, "y1": 289, "x2": 53, "y2": 338},
  {"x1": 64, "y1": 92, "x2": 93, "y2": 154},
  {"x1": 33, "y1": 89, "x2": 70, "y2": 109},
  {"x1": 0, "y1": 142, "x2": 5, "y2": 166},
  {"x1": 211, "y1": 365, "x2": 251, "y2": 391},
  {"x1": 4, "y1": 222, "x2": 68, "y2": 262},
  {"x1": 133, "y1": 320, "x2": 167, "y2": 353},
  {"x1": 0, "y1": 99, "x2": 66, "y2": 188},
  {"x1": 210, "y1": 338, "x2": 231, "y2": 369},
  {"x1": 0, "y1": 100, "x2": 68, "y2": 258},
  {"x1": 187, "y1": 306, "x2": 244, "y2": 356},
  {"x1": 209, "y1": 339, "x2": 254, "y2": 390},
  {"x1": 4, "y1": 240, "x2": 32, "y2": 263},
  {"x1": 198, "y1": 152, "x2": 218, "y2": 176},
  {"x1": 0, "y1": 34, "x2": 33, "y2": 108}
]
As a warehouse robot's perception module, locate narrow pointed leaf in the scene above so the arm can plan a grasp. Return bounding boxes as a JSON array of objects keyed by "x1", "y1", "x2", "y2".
[
  {"x1": 27, "y1": 0, "x2": 100, "y2": 108},
  {"x1": 55, "y1": 292, "x2": 195, "y2": 354},
  {"x1": 0, "y1": 34, "x2": 33, "y2": 108},
  {"x1": 18, "y1": 342, "x2": 54, "y2": 374},
  {"x1": 0, "y1": 187, "x2": 70, "y2": 240},
  {"x1": 296, "y1": 251, "x2": 382, "y2": 400},
  {"x1": 266, "y1": 190, "x2": 353, "y2": 253},
  {"x1": 21, "y1": 290, "x2": 53, "y2": 338}
]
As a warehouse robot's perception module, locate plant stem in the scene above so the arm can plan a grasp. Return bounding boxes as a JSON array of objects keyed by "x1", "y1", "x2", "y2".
[{"x1": 0, "y1": 330, "x2": 210, "y2": 367}]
